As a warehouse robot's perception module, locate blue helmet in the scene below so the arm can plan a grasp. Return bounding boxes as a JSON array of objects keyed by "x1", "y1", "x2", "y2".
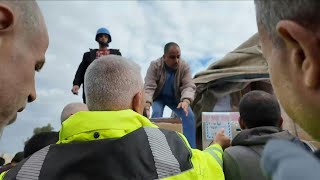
[{"x1": 95, "y1": 27, "x2": 112, "y2": 43}]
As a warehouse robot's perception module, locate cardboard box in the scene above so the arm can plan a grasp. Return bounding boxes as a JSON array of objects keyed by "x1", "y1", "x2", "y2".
[
  {"x1": 151, "y1": 117, "x2": 183, "y2": 133},
  {"x1": 202, "y1": 112, "x2": 240, "y2": 149}
]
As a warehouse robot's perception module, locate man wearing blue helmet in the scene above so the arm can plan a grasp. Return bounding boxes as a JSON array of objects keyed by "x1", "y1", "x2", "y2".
[{"x1": 72, "y1": 27, "x2": 121, "y2": 103}]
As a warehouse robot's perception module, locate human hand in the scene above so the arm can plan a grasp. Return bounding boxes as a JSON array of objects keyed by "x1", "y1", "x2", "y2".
[
  {"x1": 212, "y1": 129, "x2": 231, "y2": 150},
  {"x1": 144, "y1": 103, "x2": 151, "y2": 118},
  {"x1": 177, "y1": 101, "x2": 189, "y2": 116},
  {"x1": 144, "y1": 107, "x2": 150, "y2": 118},
  {"x1": 71, "y1": 85, "x2": 80, "y2": 95}
]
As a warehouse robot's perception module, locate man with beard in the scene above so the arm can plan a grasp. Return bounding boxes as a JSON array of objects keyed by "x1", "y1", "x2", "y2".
[{"x1": 71, "y1": 27, "x2": 121, "y2": 103}]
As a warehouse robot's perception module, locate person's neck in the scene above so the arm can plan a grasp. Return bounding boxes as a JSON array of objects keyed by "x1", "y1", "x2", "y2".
[
  {"x1": 99, "y1": 46, "x2": 108, "y2": 50},
  {"x1": 164, "y1": 63, "x2": 176, "y2": 71}
]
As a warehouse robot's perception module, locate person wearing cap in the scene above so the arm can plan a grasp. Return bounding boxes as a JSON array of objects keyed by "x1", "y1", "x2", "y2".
[{"x1": 71, "y1": 27, "x2": 122, "y2": 103}]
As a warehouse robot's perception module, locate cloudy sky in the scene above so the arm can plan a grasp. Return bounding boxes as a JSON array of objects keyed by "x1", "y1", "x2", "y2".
[{"x1": 0, "y1": 1, "x2": 257, "y2": 155}]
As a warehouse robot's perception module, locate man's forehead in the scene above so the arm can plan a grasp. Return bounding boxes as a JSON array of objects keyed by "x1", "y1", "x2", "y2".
[
  {"x1": 167, "y1": 46, "x2": 180, "y2": 53},
  {"x1": 29, "y1": 24, "x2": 49, "y2": 63}
]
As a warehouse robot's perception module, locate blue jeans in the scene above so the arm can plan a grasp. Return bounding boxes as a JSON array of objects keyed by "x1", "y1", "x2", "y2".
[{"x1": 151, "y1": 98, "x2": 196, "y2": 148}]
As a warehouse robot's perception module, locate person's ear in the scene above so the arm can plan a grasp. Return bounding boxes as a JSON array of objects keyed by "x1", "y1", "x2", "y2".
[
  {"x1": 0, "y1": 4, "x2": 14, "y2": 50},
  {"x1": 239, "y1": 117, "x2": 246, "y2": 129},
  {"x1": 278, "y1": 116, "x2": 284, "y2": 128},
  {"x1": 0, "y1": 4, "x2": 14, "y2": 31},
  {"x1": 163, "y1": 54, "x2": 166, "y2": 59},
  {"x1": 276, "y1": 20, "x2": 320, "y2": 89},
  {"x1": 132, "y1": 92, "x2": 143, "y2": 114}
]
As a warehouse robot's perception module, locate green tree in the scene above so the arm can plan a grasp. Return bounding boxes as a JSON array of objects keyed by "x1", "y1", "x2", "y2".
[
  {"x1": 33, "y1": 123, "x2": 54, "y2": 135},
  {"x1": 24, "y1": 123, "x2": 54, "y2": 145}
]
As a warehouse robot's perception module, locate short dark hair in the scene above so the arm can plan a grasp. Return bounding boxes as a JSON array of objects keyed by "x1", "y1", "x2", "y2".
[
  {"x1": 24, "y1": 131, "x2": 59, "y2": 158},
  {"x1": 0, "y1": 157, "x2": 5, "y2": 166},
  {"x1": 11, "y1": 152, "x2": 24, "y2": 163},
  {"x1": 164, "y1": 42, "x2": 179, "y2": 54},
  {"x1": 254, "y1": 0, "x2": 320, "y2": 47},
  {"x1": 239, "y1": 90, "x2": 281, "y2": 128}
]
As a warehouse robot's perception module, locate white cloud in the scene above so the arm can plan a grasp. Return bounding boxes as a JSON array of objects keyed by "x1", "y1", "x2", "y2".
[{"x1": 0, "y1": 1, "x2": 257, "y2": 154}]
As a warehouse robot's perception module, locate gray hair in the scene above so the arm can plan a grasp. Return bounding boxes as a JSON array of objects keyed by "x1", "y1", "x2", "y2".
[
  {"x1": 84, "y1": 55, "x2": 143, "y2": 111},
  {"x1": 254, "y1": 0, "x2": 320, "y2": 47},
  {"x1": 60, "y1": 102, "x2": 88, "y2": 123},
  {"x1": 3, "y1": 0, "x2": 42, "y2": 40}
]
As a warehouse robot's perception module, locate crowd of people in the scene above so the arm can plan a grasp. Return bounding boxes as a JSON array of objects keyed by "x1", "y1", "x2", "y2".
[{"x1": 0, "y1": 0, "x2": 319, "y2": 179}]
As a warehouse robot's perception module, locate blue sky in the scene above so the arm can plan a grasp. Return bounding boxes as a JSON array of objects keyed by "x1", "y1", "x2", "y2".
[{"x1": 0, "y1": 1, "x2": 257, "y2": 155}]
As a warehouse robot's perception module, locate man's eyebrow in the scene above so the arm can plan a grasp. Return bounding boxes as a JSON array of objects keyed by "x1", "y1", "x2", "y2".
[{"x1": 35, "y1": 58, "x2": 45, "y2": 72}]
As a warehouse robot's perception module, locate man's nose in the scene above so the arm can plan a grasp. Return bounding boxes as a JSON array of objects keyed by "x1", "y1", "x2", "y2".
[{"x1": 28, "y1": 88, "x2": 37, "y2": 103}]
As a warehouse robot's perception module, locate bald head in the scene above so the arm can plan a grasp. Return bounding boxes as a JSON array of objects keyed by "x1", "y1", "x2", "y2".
[
  {"x1": 2, "y1": 0, "x2": 43, "y2": 40},
  {"x1": 60, "y1": 103, "x2": 88, "y2": 123},
  {"x1": 0, "y1": 0, "x2": 48, "y2": 133},
  {"x1": 85, "y1": 55, "x2": 144, "y2": 112}
]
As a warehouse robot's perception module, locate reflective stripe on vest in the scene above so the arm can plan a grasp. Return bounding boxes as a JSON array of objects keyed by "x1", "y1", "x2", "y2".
[
  {"x1": 144, "y1": 127, "x2": 181, "y2": 179},
  {"x1": 16, "y1": 145, "x2": 50, "y2": 180},
  {"x1": 205, "y1": 146, "x2": 223, "y2": 168},
  {"x1": 4, "y1": 127, "x2": 192, "y2": 180}
]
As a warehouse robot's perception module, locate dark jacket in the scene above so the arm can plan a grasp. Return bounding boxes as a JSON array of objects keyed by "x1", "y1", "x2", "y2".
[
  {"x1": 0, "y1": 164, "x2": 14, "y2": 175},
  {"x1": 73, "y1": 48, "x2": 121, "y2": 102},
  {"x1": 0, "y1": 110, "x2": 224, "y2": 180},
  {"x1": 223, "y1": 126, "x2": 308, "y2": 180}
]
